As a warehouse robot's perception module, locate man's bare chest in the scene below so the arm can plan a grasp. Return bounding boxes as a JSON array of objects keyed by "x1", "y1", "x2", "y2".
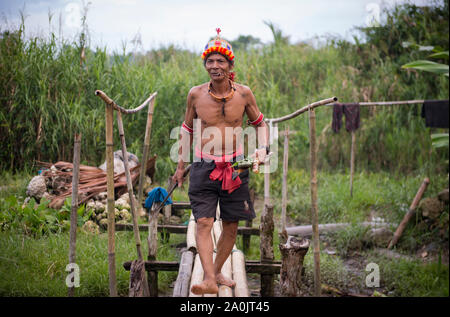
[{"x1": 195, "y1": 95, "x2": 246, "y2": 126}]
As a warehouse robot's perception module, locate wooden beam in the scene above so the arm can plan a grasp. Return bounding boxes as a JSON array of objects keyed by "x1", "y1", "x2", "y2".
[
  {"x1": 172, "y1": 201, "x2": 192, "y2": 210},
  {"x1": 115, "y1": 223, "x2": 260, "y2": 236},
  {"x1": 123, "y1": 260, "x2": 282, "y2": 275}
]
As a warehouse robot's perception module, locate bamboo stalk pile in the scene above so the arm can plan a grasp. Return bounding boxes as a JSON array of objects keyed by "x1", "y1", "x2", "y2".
[{"x1": 37, "y1": 156, "x2": 156, "y2": 209}]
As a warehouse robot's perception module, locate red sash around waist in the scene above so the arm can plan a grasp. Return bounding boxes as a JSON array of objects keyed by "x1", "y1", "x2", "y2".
[{"x1": 195, "y1": 146, "x2": 243, "y2": 194}]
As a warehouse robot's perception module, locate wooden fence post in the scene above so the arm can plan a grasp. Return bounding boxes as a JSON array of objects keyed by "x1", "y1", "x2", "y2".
[
  {"x1": 281, "y1": 126, "x2": 289, "y2": 244},
  {"x1": 260, "y1": 204, "x2": 274, "y2": 297},
  {"x1": 68, "y1": 133, "x2": 81, "y2": 297},
  {"x1": 105, "y1": 102, "x2": 118, "y2": 297},
  {"x1": 137, "y1": 96, "x2": 156, "y2": 210},
  {"x1": 309, "y1": 107, "x2": 321, "y2": 297},
  {"x1": 350, "y1": 131, "x2": 356, "y2": 197},
  {"x1": 147, "y1": 202, "x2": 160, "y2": 296}
]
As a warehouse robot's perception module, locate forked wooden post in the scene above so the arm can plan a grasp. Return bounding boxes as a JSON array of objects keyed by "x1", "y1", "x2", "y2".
[
  {"x1": 117, "y1": 111, "x2": 150, "y2": 297},
  {"x1": 105, "y1": 101, "x2": 118, "y2": 297},
  {"x1": 68, "y1": 133, "x2": 81, "y2": 297},
  {"x1": 308, "y1": 106, "x2": 321, "y2": 297},
  {"x1": 95, "y1": 89, "x2": 157, "y2": 297}
]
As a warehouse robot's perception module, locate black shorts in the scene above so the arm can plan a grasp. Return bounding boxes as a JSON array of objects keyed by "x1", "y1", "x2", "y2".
[{"x1": 188, "y1": 160, "x2": 256, "y2": 222}]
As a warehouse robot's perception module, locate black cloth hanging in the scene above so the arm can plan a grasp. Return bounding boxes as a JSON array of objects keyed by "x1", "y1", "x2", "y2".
[
  {"x1": 332, "y1": 103, "x2": 360, "y2": 132},
  {"x1": 421, "y1": 100, "x2": 449, "y2": 128}
]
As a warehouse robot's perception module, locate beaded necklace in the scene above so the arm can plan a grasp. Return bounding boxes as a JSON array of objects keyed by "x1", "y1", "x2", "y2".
[{"x1": 208, "y1": 80, "x2": 237, "y2": 116}]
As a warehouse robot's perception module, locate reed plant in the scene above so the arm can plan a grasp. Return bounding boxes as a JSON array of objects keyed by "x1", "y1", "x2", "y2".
[{"x1": 0, "y1": 1, "x2": 447, "y2": 184}]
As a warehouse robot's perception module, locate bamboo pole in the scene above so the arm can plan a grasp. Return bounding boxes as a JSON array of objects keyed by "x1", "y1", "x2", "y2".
[
  {"x1": 388, "y1": 177, "x2": 430, "y2": 249},
  {"x1": 264, "y1": 159, "x2": 271, "y2": 206},
  {"x1": 189, "y1": 254, "x2": 204, "y2": 297},
  {"x1": 68, "y1": 133, "x2": 81, "y2": 297},
  {"x1": 186, "y1": 213, "x2": 197, "y2": 252},
  {"x1": 350, "y1": 131, "x2": 356, "y2": 197},
  {"x1": 232, "y1": 249, "x2": 249, "y2": 297},
  {"x1": 137, "y1": 96, "x2": 156, "y2": 210},
  {"x1": 286, "y1": 221, "x2": 392, "y2": 237},
  {"x1": 308, "y1": 106, "x2": 321, "y2": 297},
  {"x1": 117, "y1": 111, "x2": 144, "y2": 260},
  {"x1": 270, "y1": 97, "x2": 337, "y2": 124},
  {"x1": 105, "y1": 102, "x2": 118, "y2": 297},
  {"x1": 328, "y1": 100, "x2": 426, "y2": 107},
  {"x1": 95, "y1": 90, "x2": 157, "y2": 114},
  {"x1": 281, "y1": 125, "x2": 289, "y2": 243},
  {"x1": 116, "y1": 111, "x2": 150, "y2": 297}
]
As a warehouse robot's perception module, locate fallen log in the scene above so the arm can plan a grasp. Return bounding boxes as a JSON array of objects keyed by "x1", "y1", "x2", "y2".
[
  {"x1": 286, "y1": 221, "x2": 393, "y2": 237},
  {"x1": 388, "y1": 177, "x2": 430, "y2": 249}
]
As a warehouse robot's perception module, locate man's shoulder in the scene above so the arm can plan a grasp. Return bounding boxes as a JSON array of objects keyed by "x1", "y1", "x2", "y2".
[
  {"x1": 188, "y1": 83, "x2": 208, "y2": 96},
  {"x1": 234, "y1": 83, "x2": 253, "y2": 96}
]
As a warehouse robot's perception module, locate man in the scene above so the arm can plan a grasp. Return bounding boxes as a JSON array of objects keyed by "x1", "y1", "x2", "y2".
[{"x1": 173, "y1": 28, "x2": 269, "y2": 295}]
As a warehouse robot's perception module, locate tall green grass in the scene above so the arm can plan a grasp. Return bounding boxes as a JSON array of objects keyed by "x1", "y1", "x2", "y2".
[
  {"x1": 0, "y1": 229, "x2": 183, "y2": 296},
  {"x1": 0, "y1": 1, "x2": 448, "y2": 184}
]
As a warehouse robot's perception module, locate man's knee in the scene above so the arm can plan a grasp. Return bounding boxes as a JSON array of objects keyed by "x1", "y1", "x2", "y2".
[
  {"x1": 221, "y1": 220, "x2": 238, "y2": 238},
  {"x1": 196, "y1": 217, "x2": 214, "y2": 232}
]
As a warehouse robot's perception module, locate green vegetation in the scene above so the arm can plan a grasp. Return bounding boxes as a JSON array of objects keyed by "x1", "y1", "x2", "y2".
[
  {"x1": 0, "y1": 1, "x2": 448, "y2": 181},
  {"x1": 0, "y1": 229, "x2": 183, "y2": 296},
  {"x1": 0, "y1": 1, "x2": 448, "y2": 297}
]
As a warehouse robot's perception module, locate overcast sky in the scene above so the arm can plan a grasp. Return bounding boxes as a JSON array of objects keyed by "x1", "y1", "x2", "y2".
[{"x1": 0, "y1": 0, "x2": 438, "y2": 53}]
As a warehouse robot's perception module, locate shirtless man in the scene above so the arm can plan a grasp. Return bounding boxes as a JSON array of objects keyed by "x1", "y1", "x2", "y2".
[{"x1": 173, "y1": 29, "x2": 269, "y2": 295}]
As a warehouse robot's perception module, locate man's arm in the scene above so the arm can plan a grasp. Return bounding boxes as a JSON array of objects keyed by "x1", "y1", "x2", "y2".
[
  {"x1": 244, "y1": 87, "x2": 269, "y2": 163},
  {"x1": 173, "y1": 87, "x2": 196, "y2": 186}
]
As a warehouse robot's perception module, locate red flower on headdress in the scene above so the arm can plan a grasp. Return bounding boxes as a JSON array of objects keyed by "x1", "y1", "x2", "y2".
[{"x1": 216, "y1": 28, "x2": 221, "y2": 36}]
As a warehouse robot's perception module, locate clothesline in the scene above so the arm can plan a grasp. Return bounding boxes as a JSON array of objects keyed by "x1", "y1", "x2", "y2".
[
  {"x1": 267, "y1": 99, "x2": 446, "y2": 124},
  {"x1": 329, "y1": 99, "x2": 426, "y2": 106}
]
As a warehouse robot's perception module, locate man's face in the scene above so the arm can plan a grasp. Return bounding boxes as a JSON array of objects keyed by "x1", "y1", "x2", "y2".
[{"x1": 205, "y1": 53, "x2": 233, "y2": 81}]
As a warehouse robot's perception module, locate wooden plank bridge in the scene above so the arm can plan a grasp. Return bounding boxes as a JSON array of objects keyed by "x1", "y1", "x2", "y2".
[{"x1": 120, "y1": 201, "x2": 281, "y2": 297}]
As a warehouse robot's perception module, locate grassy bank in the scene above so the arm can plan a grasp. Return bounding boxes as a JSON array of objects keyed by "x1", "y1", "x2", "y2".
[{"x1": 0, "y1": 229, "x2": 184, "y2": 296}]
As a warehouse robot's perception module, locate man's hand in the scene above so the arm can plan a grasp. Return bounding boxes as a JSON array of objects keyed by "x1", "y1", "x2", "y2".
[
  {"x1": 172, "y1": 165, "x2": 186, "y2": 188},
  {"x1": 250, "y1": 147, "x2": 268, "y2": 165}
]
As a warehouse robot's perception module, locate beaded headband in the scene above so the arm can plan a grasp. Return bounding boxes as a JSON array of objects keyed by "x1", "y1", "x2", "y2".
[{"x1": 201, "y1": 28, "x2": 235, "y2": 64}]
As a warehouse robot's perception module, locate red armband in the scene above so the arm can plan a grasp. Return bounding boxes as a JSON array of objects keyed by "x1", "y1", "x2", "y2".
[
  {"x1": 247, "y1": 112, "x2": 264, "y2": 126},
  {"x1": 181, "y1": 121, "x2": 193, "y2": 134}
]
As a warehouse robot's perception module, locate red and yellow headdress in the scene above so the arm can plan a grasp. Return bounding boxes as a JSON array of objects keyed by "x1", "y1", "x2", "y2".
[{"x1": 201, "y1": 28, "x2": 235, "y2": 64}]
